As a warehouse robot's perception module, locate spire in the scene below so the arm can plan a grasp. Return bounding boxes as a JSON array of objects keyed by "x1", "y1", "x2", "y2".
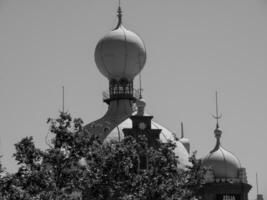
[
  {"x1": 181, "y1": 122, "x2": 184, "y2": 138},
  {"x1": 62, "y1": 86, "x2": 65, "y2": 113},
  {"x1": 256, "y1": 173, "x2": 259, "y2": 195},
  {"x1": 138, "y1": 53, "x2": 143, "y2": 99},
  {"x1": 211, "y1": 91, "x2": 223, "y2": 153},
  {"x1": 212, "y1": 91, "x2": 222, "y2": 129},
  {"x1": 60, "y1": 86, "x2": 67, "y2": 114},
  {"x1": 115, "y1": 0, "x2": 122, "y2": 29}
]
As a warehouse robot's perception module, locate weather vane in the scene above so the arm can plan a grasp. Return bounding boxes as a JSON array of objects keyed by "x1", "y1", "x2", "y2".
[{"x1": 212, "y1": 91, "x2": 222, "y2": 128}]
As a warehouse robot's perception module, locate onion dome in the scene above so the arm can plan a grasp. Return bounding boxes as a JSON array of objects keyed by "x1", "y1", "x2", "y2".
[
  {"x1": 202, "y1": 92, "x2": 246, "y2": 183},
  {"x1": 94, "y1": 6, "x2": 146, "y2": 81},
  {"x1": 202, "y1": 126, "x2": 241, "y2": 180},
  {"x1": 85, "y1": 6, "x2": 189, "y2": 168}
]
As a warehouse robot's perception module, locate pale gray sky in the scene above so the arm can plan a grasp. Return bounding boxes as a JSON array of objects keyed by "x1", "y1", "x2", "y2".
[{"x1": 0, "y1": 0, "x2": 267, "y2": 198}]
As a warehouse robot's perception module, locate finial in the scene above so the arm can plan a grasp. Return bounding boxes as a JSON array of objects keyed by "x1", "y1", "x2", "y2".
[
  {"x1": 136, "y1": 99, "x2": 146, "y2": 116},
  {"x1": 210, "y1": 91, "x2": 223, "y2": 152},
  {"x1": 62, "y1": 86, "x2": 65, "y2": 113},
  {"x1": 212, "y1": 91, "x2": 222, "y2": 129},
  {"x1": 181, "y1": 122, "x2": 184, "y2": 138},
  {"x1": 256, "y1": 173, "x2": 259, "y2": 195},
  {"x1": 138, "y1": 52, "x2": 144, "y2": 99},
  {"x1": 138, "y1": 68, "x2": 143, "y2": 99},
  {"x1": 114, "y1": 0, "x2": 122, "y2": 29}
]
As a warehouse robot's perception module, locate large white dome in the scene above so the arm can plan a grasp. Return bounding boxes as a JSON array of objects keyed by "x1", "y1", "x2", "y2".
[
  {"x1": 104, "y1": 117, "x2": 190, "y2": 167},
  {"x1": 94, "y1": 24, "x2": 146, "y2": 81},
  {"x1": 85, "y1": 116, "x2": 189, "y2": 167},
  {"x1": 84, "y1": 99, "x2": 189, "y2": 167}
]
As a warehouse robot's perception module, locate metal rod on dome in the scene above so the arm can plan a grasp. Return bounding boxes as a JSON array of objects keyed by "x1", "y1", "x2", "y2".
[
  {"x1": 138, "y1": 53, "x2": 143, "y2": 99},
  {"x1": 115, "y1": 0, "x2": 122, "y2": 29},
  {"x1": 139, "y1": 72, "x2": 142, "y2": 99},
  {"x1": 181, "y1": 122, "x2": 184, "y2": 138},
  {"x1": 212, "y1": 91, "x2": 222, "y2": 128},
  {"x1": 62, "y1": 86, "x2": 65, "y2": 113},
  {"x1": 256, "y1": 173, "x2": 259, "y2": 195}
]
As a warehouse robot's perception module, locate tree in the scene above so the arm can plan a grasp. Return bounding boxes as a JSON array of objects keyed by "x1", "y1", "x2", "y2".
[{"x1": 0, "y1": 112, "x2": 206, "y2": 200}]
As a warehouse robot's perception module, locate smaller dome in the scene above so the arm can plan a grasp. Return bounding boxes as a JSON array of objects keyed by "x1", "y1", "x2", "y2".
[
  {"x1": 202, "y1": 146, "x2": 241, "y2": 179},
  {"x1": 136, "y1": 98, "x2": 146, "y2": 107},
  {"x1": 202, "y1": 125, "x2": 242, "y2": 180},
  {"x1": 94, "y1": 24, "x2": 146, "y2": 81}
]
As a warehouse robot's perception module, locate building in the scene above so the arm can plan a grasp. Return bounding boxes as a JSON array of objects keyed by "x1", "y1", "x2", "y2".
[
  {"x1": 84, "y1": 4, "x2": 253, "y2": 200},
  {"x1": 83, "y1": 5, "x2": 189, "y2": 167}
]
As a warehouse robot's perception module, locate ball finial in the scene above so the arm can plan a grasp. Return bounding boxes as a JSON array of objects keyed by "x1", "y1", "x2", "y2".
[{"x1": 136, "y1": 98, "x2": 146, "y2": 116}]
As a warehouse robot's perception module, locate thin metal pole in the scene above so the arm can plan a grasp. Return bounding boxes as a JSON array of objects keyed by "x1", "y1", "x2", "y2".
[
  {"x1": 212, "y1": 91, "x2": 222, "y2": 128},
  {"x1": 62, "y1": 86, "x2": 65, "y2": 113},
  {"x1": 181, "y1": 122, "x2": 184, "y2": 138},
  {"x1": 256, "y1": 173, "x2": 259, "y2": 195}
]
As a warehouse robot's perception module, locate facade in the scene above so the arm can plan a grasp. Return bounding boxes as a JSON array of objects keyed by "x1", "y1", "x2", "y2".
[{"x1": 84, "y1": 5, "x2": 253, "y2": 200}]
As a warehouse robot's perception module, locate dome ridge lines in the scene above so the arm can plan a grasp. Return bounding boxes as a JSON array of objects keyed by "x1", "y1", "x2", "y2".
[
  {"x1": 152, "y1": 121, "x2": 173, "y2": 140},
  {"x1": 121, "y1": 26, "x2": 128, "y2": 79},
  {"x1": 151, "y1": 121, "x2": 169, "y2": 141},
  {"x1": 134, "y1": 30, "x2": 147, "y2": 68},
  {"x1": 99, "y1": 37, "x2": 112, "y2": 78},
  {"x1": 219, "y1": 146, "x2": 228, "y2": 179},
  {"x1": 222, "y1": 145, "x2": 242, "y2": 168}
]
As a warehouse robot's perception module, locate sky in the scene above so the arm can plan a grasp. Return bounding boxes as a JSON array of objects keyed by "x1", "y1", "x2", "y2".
[{"x1": 0, "y1": 0, "x2": 267, "y2": 198}]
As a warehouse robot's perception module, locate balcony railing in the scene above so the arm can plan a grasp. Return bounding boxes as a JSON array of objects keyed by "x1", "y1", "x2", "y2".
[{"x1": 103, "y1": 88, "x2": 142, "y2": 103}]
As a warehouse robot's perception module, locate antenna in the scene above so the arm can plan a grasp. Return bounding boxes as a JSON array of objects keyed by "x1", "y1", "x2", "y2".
[
  {"x1": 256, "y1": 173, "x2": 259, "y2": 195},
  {"x1": 62, "y1": 86, "x2": 65, "y2": 113},
  {"x1": 212, "y1": 91, "x2": 222, "y2": 128},
  {"x1": 181, "y1": 122, "x2": 184, "y2": 138}
]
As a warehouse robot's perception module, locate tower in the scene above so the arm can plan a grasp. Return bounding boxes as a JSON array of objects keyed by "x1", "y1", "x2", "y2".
[
  {"x1": 84, "y1": 4, "x2": 190, "y2": 167},
  {"x1": 200, "y1": 93, "x2": 252, "y2": 200}
]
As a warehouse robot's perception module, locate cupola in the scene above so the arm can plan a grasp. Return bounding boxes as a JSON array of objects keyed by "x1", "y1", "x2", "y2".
[
  {"x1": 200, "y1": 93, "x2": 251, "y2": 200},
  {"x1": 202, "y1": 126, "x2": 242, "y2": 181},
  {"x1": 94, "y1": 6, "x2": 146, "y2": 82},
  {"x1": 201, "y1": 92, "x2": 244, "y2": 183}
]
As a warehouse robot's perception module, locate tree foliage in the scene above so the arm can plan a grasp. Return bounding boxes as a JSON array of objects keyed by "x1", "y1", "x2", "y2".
[{"x1": 0, "y1": 112, "x2": 205, "y2": 200}]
